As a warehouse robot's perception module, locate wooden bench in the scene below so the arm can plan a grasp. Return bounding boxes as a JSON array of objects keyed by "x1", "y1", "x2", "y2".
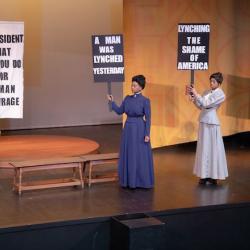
[
  {"x1": 81, "y1": 153, "x2": 119, "y2": 187},
  {"x1": 9, "y1": 157, "x2": 84, "y2": 195}
]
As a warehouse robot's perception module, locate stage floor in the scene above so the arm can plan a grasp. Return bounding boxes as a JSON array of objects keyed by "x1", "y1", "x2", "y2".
[
  {"x1": 0, "y1": 135, "x2": 99, "y2": 163},
  {"x1": 0, "y1": 125, "x2": 249, "y2": 229}
]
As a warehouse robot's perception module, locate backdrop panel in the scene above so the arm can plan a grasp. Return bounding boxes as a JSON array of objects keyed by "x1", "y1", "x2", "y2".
[{"x1": 124, "y1": 0, "x2": 250, "y2": 148}]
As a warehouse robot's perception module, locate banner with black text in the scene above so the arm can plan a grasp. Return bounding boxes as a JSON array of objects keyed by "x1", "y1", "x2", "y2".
[
  {"x1": 177, "y1": 23, "x2": 210, "y2": 70},
  {"x1": 0, "y1": 21, "x2": 24, "y2": 118},
  {"x1": 92, "y1": 34, "x2": 124, "y2": 82}
]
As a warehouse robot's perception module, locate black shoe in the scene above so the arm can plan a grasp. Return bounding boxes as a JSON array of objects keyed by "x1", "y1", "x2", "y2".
[
  {"x1": 199, "y1": 178, "x2": 207, "y2": 185},
  {"x1": 207, "y1": 178, "x2": 217, "y2": 185}
]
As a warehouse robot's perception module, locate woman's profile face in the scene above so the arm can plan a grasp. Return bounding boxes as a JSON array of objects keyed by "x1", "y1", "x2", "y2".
[
  {"x1": 131, "y1": 81, "x2": 142, "y2": 93},
  {"x1": 210, "y1": 78, "x2": 219, "y2": 90}
]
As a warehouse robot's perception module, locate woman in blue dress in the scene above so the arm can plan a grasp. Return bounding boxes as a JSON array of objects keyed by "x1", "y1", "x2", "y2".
[{"x1": 107, "y1": 75, "x2": 154, "y2": 189}]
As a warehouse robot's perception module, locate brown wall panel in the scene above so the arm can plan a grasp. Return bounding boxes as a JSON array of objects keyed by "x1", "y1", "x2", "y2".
[
  {"x1": 124, "y1": 0, "x2": 250, "y2": 148},
  {"x1": 0, "y1": 0, "x2": 123, "y2": 130}
]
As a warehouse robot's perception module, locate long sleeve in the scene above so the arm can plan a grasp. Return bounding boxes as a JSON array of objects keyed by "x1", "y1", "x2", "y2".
[
  {"x1": 195, "y1": 89, "x2": 225, "y2": 108},
  {"x1": 144, "y1": 98, "x2": 151, "y2": 136},
  {"x1": 111, "y1": 98, "x2": 126, "y2": 115},
  {"x1": 193, "y1": 99, "x2": 202, "y2": 110}
]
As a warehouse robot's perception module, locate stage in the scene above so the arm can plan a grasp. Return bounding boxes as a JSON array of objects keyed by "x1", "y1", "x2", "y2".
[{"x1": 0, "y1": 125, "x2": 249, "y2": 250}]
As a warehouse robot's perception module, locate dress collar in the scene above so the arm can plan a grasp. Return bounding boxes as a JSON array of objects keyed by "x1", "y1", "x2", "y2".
[
  {"x1": 211, "y1": 87, "x2": 220, "y2": 93},
  {"x1": 132, "y1": 92, "x2": 142, "y2": 97}
]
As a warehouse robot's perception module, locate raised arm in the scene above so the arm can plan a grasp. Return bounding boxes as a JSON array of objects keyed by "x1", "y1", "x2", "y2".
[
  {"x1": 144, "y1": 98, "x2": 151, "y2": 137},
  {"x1": 112, "y1": 96, "x2": 128, "y2": 115},
  {"x1": 193, "y1": 98, "x2": 203, "y2": 110},
  {"x1": 190, "y1": 87, "x2": 225, "y2": 109},
  {"x1": 186, "y1": 85, "x2": 202, "y2": 109},
  {"x1": 111, "y1": 100, "x2": 125, "y2": 115},
  {"x1": 107, "y1": 95, "x2": 126, "y2": 115},
  {"x1": 195, "y1": 89, "x2": 225, "y2": 108},
  {"x1": 188, "y1": 94, "x2": 202, "y2": 110}
]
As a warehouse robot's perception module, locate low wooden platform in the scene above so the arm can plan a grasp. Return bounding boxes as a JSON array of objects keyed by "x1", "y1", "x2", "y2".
[
  {"x1": 8, "y1": 153, "x2": 119, "y2": 195},
  {"x1": 10, "y1": 157, "x2": 84, "y2": 195},
  {"x1": 81, "y1": 153, "x2": 119, "y2": 187}
]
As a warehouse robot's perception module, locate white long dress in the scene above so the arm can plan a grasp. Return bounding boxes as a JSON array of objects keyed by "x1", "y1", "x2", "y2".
[{"x1": 193, "y1": 88, "x2": 228, "y2": 180}]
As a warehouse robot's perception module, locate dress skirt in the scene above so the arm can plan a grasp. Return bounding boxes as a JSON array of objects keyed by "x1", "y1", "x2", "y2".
[
  {"x1": 118, "y1": 117, "x2": 154, "y2": 188},
  {"x1": 193, "y1": 122, "x2": 228, "y2": 180}
]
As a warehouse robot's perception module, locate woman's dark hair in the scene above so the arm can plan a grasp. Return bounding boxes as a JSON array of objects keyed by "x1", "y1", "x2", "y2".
[
  {"x1": 210, "y1": 72, "x2": 223, "y2": 84},
  {"x1": 132, "y1": 75, "x2": 146, "y2": 89}
]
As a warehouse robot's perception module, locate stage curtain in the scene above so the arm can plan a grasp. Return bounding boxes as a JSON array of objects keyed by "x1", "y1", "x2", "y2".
[{"x1": 123, "y1": 0, "x2": 250, "y2": 148}]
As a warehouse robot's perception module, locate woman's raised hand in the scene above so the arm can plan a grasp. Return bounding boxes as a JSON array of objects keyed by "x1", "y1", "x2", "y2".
[
  {"x1": 107, "y1": 94, "x2": 114, "y2": 102},
  {"x1": 186, "y1": 85, "x2": 198, "y2": 97}
]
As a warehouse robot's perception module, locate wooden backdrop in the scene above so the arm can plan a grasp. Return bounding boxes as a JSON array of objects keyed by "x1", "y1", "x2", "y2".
[{"x1": 124, "y1": 0, "x2": 250, "y2": 148}]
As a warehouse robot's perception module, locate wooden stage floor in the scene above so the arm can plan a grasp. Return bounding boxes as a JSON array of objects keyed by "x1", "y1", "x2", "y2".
[
  {"x1": 0, "y1": 135, "x2": 99, "y2": 163},
  {"x1": 0, "y1": 125, "x2": 249, "y2": 230}
]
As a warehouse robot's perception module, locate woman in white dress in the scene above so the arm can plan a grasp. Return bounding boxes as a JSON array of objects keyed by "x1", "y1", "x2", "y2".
[{"x1": 187, "y1": 72, "x2": 228, "y2": 185}]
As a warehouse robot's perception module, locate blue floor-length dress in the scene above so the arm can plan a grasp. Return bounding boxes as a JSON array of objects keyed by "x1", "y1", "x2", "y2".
[{"x1": 111, "y1": 93, "x2": 154, "y2": 188}]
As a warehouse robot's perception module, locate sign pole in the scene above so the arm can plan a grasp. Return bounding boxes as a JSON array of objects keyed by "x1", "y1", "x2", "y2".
[
  {"x1": 107, "y1": 81, "x2": 112, "y2": 112},
  {"x1": 190, "y1": 70, "x2": 194, "y2": 86},
  {"x1": 189, "y1": 69, "x2": 195, "y2": 97}
]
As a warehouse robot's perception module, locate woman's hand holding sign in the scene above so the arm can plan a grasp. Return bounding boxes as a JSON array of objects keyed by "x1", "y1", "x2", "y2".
[{"x1": 107, "y1": 94, "x2": 113, "y2": 102}]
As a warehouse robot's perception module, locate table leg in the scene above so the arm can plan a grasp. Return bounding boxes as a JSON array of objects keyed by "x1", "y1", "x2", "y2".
[
  {"x1": 88, "y1": 162, "x2": 92, "y2": 187},
  {"x1": 18, "y1": 168, "x2": 22, "y2": 195},
  {"x1": 73, "y1": 167, "x2": 76, "y2": 179},
  {"x1": 79, "y1": 163, "x2": 84, "y2": 189},
  {"x1": 12, "y1": 168, "x2": 17, "y2": 191}
]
